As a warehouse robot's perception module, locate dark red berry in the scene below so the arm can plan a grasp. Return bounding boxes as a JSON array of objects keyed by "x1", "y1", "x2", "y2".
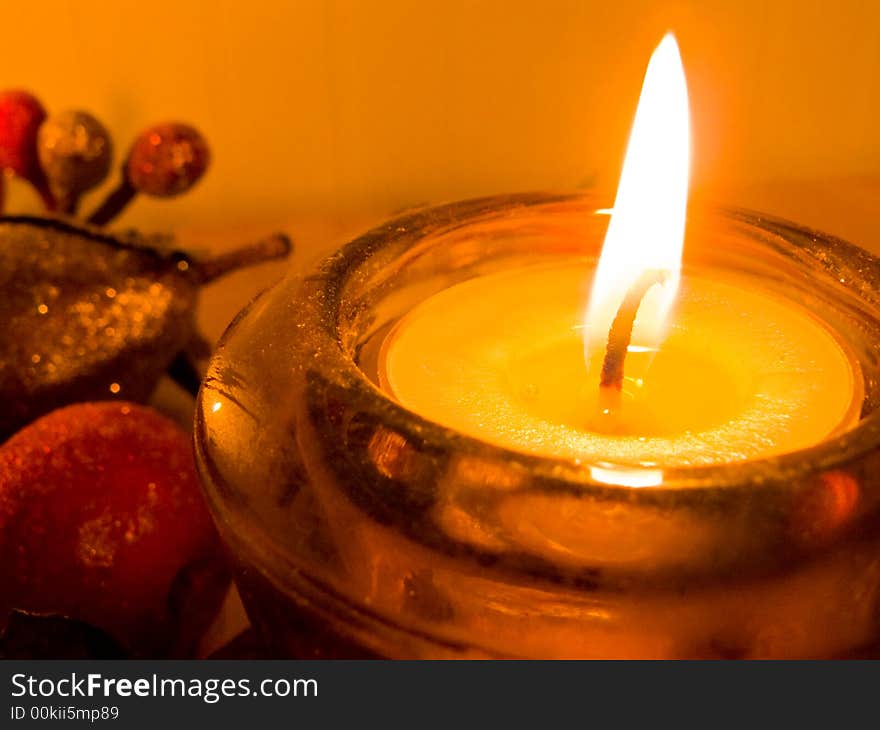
[{"x1": 127, "y1": 123, "x2": 210, "y2": 198}]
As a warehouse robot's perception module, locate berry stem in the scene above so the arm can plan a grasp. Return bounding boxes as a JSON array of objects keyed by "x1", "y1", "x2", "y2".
[
  {"x1": 192, "y1": 233, "x2": 293, "y2": 284},
  {"x1": 55, "y1": 191, "x2": 78, "y2": 217},
  {"x1": 31, "y1": 173, "x2": 56, "y2": 212},
  {"x1": 87, "y1": 177, "x2": 136, "y2": 225}
]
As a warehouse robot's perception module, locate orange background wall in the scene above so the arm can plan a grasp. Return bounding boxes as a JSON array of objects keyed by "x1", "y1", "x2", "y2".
[
  {"x1": 5, "y1": 0, "x2": 880, "y2": 239},
  {"x1": 5, "y1": 0, "x2": 880, "y2": 406}
]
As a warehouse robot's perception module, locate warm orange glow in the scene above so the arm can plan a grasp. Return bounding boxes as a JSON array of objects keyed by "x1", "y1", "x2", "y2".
[
  {"x1": 589, "y1": 464, "x2": 663, "y2": 488},
  {"x1": 584, "y1": 33, "x2": 690, "y2": 369},
  {"x1": 383, "y1": 31, "x2": 860, "y2": 472}
]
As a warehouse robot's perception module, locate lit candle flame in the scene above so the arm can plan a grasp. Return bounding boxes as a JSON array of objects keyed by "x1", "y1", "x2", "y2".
[{"x1": 584, "y1": 33, "x2": 690, "y2": 375}]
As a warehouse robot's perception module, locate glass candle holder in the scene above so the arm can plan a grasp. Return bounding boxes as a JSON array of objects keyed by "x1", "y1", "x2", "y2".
[{"x1": 194, "y1": 192, "x2": 880, "y2": 658}]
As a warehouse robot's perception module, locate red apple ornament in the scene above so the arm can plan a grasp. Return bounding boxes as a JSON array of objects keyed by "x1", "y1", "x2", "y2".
[{"x1": 0, "y1": 401, "x2": 227, "y2": 656}]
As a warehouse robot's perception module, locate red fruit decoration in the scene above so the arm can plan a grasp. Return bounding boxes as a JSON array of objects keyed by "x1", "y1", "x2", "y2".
[
  {"x1": 0, "y1": 90, "x2": 53, "y2": 209},
  {"x1": 0, "y1": 402, "x2": 228, "y2": 656},
  {"x1": 128, "y1": 122, "x2": 210, "y2": 197},
  {"x1": 88, "y1": 123, "x2": 210, "y2": 225}
]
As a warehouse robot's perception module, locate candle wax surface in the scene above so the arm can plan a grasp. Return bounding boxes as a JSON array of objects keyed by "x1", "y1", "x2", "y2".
[{"x1": 380, "y1": 262, "x2": 861, "y2": 467}]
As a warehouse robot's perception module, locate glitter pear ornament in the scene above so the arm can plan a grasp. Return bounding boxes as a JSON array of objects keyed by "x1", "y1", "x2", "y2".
[
  {"x1": 0, "y1": 401, "x2": 227, "y2": 656},
  {"x1": 37, "y1": 110, "x2": 113, "y2": 215},
  {"x1": 0, "y1": 216, "x2": 291, "y2": 440}
]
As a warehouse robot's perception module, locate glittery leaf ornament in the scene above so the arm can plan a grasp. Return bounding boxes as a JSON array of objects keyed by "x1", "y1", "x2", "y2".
[{"x1": 0, "y1": 216, "x2": 291, "y2": 441}]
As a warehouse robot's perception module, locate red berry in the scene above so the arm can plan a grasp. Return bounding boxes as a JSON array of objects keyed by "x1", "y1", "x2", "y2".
[
  {"x1": 126, "y1": 123, "x2": 210, "y2": 197},
  {"x1": 0, "y1": 90, "x2": 46, "y2": 179},
  {"x1": 0, "y1": 402, "x2": 225, "y2": 655}
]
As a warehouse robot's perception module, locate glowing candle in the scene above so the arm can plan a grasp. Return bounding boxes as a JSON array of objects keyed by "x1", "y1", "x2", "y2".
[{"x1": 379, "y1": 34, "x2": 862, "y2": 472}]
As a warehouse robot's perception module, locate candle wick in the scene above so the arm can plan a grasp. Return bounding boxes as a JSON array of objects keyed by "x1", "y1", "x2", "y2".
[{"x1": 599, "y1": 268, "x2": 669, "y2": 396}]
